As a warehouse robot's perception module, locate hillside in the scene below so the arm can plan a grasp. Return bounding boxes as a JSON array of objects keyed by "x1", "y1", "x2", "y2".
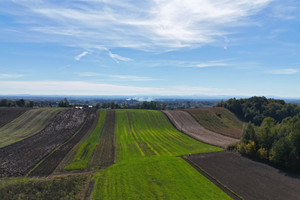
[{"x1": 185, "y1": 107, "x2": 245, "y2": 139}]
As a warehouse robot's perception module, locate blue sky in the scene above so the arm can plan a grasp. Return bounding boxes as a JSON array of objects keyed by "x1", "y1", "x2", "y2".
[{"x1": 0, "y1": 0, "x2": 300, "y2": 97}]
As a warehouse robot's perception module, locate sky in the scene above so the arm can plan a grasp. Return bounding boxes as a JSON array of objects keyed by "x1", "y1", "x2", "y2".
[{"x1": 0, "y1": 0, "x2": 300, "y2": 98}]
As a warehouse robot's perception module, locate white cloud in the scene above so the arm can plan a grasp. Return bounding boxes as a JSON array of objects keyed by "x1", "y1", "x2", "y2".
[
  {"x1": 0, "y1": 73, "x2": 23, "y2": 79},
  {"x1": 194, "y1": 62, "x2": 229, "y2": 68},
  {"x1": 109, "y1": 75, "x2": 158, "y2": 81},
  {"x1": 6, "y1": 0, "x2": 274, "y2": 51},
  {"x1": 74, "y1": 51, "x2": 88, "y2": 60},
  {"x1": 269, "y1": 68, "x2": 298, "y2": 75},
  {"x1": 0, "y1": 81, "x2": 234, "y2": 96},
  {"x1": 107, "y1": 51, "x2": 132, "y2": 63},
  {"x1": 76, "y1": 72, "x2": 101, "y2": 77}
]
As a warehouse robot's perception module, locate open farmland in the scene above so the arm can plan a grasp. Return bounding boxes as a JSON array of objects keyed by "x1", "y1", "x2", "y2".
[
  {"x1": 88, "y1": 110, "x2": 116, "y2": 170},
  {"x1": 0, "y1": 107, "x2": 30, "y2": 128},
  {"x1": 163, "y1": 110, "x2": 239, "y2": 148},
  {"x1": 90, "y1": 109, "x2": 229, "y2": 199},
  {"x1": 29, "y1": 109, "x2": 97, "y2": 177},
  {"x1": 187, "y1": 151, "x2": 300, "y2": 200},
  {"x1": 185, "y1": 107, "x2": 245, "y2": 139},
  {"x1": 0, "y1": 108, "x2": 62, "y2": 148},
  {"x1": 63, "y1": 110, "x2": 107, "y2": 171},
  {"x1": 91, "y1": 156, "x2": 232, "y2": 200},
  {"x1": 0, "y1": 109, "x2": 88, "y2": 177}
]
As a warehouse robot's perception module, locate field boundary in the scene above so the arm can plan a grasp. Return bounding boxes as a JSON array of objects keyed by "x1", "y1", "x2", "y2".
[
  {"x1": 26, "y1": 109, "x2": 92, "y2": 177},
  {"x1": 182, "y1": 155, "x2": 243, "y2": 200},
  {"x1": 162, "y1": 111, "x2": 223, "y2": 148}
]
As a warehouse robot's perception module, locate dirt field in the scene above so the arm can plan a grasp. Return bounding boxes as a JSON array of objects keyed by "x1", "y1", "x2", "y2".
[
  {"x1": 185, "y1": 107, "x2": 245, "y2": 139},
  {"x1": 0, "y1": 109, "x2": 88, "y2": 177},
  {"x1": 88, "y1": 110, "x2": 116, "y2": 170},
  {"x1": 163, "y1": 110, "x2": 239, "y2": 148},
  {"x1": 0, "y1": 107, "x2": 30, "y2": 128},
  {"x1": 187, "y1": 151, "x2": 300, "y2": 200},
  {"x1": 29, "y1": 109, "x2": 97, "y2": 177}
]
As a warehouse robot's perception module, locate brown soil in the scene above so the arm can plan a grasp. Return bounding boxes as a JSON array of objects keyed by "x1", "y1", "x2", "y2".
[
  {"x1": 29, "y1": 109, "x2": 97, "y2": 177},
  {"x1": 0, "y1": 109, "x2": 88, "y2": 177},
  {"x1": 163, "y1": 110, "x2": 239, "y2": 148},
  {"x1": 88, "y1": 110, "x2": 116, "y2": 170},
  {"x1": 0, "y1": 107, "x2": 30, "y2": 128},
  {"x1": 187, "y1": 151, "x2": 300, "y2": 200}
]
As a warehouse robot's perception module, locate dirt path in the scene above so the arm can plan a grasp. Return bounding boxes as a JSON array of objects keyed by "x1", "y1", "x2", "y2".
[
  {"x1": 163, "y1": 110, "x2": 239, "y2": 148},
  {"x1": 187, "y1": 151, "x2": 300, "y2": 200}
]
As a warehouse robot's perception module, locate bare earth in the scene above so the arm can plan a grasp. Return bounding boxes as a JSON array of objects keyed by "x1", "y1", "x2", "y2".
[
  {"x1": 163, "y1": 110, "x2": 239, "y2": 148},
  {"x1": 187, "y1": 151, "x2": 300, "y2": 200}
]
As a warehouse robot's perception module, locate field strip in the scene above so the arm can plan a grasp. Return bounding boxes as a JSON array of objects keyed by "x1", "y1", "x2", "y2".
[
  {"x1": 163, "y1": 110, "x2": 239, "y2": 148},
  {"x1": 28, "y1": 109, "x2": 97, "y2": 177},
  {"x1": 0, "y1": 108, "x2": 62, "y2": 148},
  {"x1": 0, "y1": 109, "x2": 87, "y2": 177},
  {"x1": 182, "y1": 155, "x2": 243, "y2": 200},
  {"x1": 88, "y1": 110, "x2": 116, "y2": 170},
  {"x1": 0, "y1": 108, "x2": 30, "y2": 128},
  {"x1": 55, "y1": 110, "x2": 105, "y2": 172},
  {"x1": 187, "y1": 151, "x2": 300, "y2": 200}
]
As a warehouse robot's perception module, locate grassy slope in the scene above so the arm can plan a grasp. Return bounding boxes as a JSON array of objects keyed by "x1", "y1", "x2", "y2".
[
  {"x1": 0, "y1": 108, "x2": 62, "y2": 148},
  {"x1": 91, "y1": 110, "x2": 230, "y2": 200},
  {"x1": 186, "y1": 107, "x2": 245, "y2": 139},
  {"x1": 65, "y1": 110, "x2": 106, "y2": 170},
  {"x1": 0, "y1": 175, "x2": 87, "y2": 200}
]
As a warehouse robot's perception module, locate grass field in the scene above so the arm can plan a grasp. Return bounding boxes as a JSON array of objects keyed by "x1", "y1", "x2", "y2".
[
  {"x1": 65, "y1": 110, "x2": 107, "y2": 170},
  {"x1": 91, "y1": 110, "x2": 229, "y2": 199},
  {"x1": 91, "y1": 156, "x2": 232, "y2": 200},
  {"x1": 0, "y1": 175, "x2": 87, "y2": 200},
  {"x1": 116, "y1": 110, "x2": 221, "y2": 161},
  {"x1": 0, "y1": 108, "x2": 62, "y2": 148},
  {"x1": 186, "y1": 107, "x2": 245, "y2": 139}
]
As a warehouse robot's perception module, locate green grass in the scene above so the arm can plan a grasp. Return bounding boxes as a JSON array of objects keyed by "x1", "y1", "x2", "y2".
[
  {"x1": 0, "y1": 175, "x2": 87, "y2": 200},
  {"x1": 91, "y1": 110, "x2": 230, "y2": 200},
  {"x1": 91, "y1": 156, "x2": 232, "y2": 200},
  {"x1": 0, "y1": 108, "x2": 62, "y2": 148},
  {"x1": 186, "y1": 107, "x2": 245, "y2": 139},
  {"x1": 65, "y1": 110, "x2": 107, "y2": 170},
  {"x1": 116, "y1": 109, "x2": 221, "y2": 161}
]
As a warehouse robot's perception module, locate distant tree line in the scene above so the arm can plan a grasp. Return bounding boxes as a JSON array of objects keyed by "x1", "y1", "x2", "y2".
[
  {"x1": 216, "y1": 96, "x2": 300, "y2": 125},
  {"x1": 235, "y1": 114, "x2": 300, "y2": 171},
  {"x1": 0, "y1": 99, "x2": 34, "y2": 107}
]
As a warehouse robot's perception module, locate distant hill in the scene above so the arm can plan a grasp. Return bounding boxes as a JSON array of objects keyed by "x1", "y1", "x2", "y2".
[{"x1": 185, "y1": 107, "x2": 245, "y2": 139}]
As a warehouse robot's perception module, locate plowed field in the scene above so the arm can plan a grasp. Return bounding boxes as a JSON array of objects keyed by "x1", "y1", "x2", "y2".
[
  {"x1": 0, "y1": 109, "x2": 88, "y2": 177},
  {"x1": 29, "y1": 109, "x2": 97, "y2": 177},
  {"x1": 187, "y1": 151, "x2": 300, "y2": 200},
  {"x1": 163, "y1": 110, "x2": 239, "y2": 148}
]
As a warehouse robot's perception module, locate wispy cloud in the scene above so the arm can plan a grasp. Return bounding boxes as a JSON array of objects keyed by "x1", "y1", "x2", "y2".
[
  {"x1": 0, "y1": 73, "x2": 23, "y2": 79},
  {"x1": 4, "y1": 0, "x2": 274, "y2": 51},
  {"x1": 76, "y1": 72, "x2": 101, "y2": 77},
  {"x1": 109, "y1": 75, "x2": 158, "y2": 81},
  {"x1": 0, "y1": 81, "x2": 234, "y2": 96},
  {"x1": 107, "y1": 50, "x2": 132, "y2": 63},
  {"x1": 193, "y1": 62, "x2": 229, "y2": 68},
  {"x1": 268, "y1": 68, "x2": 298, "y2": 75},
  {"x1": 74, "y1": 51, "x2": 88, "y2": 61}
]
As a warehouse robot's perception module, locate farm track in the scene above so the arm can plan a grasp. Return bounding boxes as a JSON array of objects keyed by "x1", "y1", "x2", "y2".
[
  {"x1": 0, "y1": 109, "x2": 88, "y2": 177},
  {"x1": 29, "y1": 109, "x2": 97, "y2": 177},
  {"x1": 187, "y1": 151, "x2": 300, "y2": 200},
  {"x1": 163, "y1": 110, "x2": 239, "y2": 148},
  {"x1": 0, "y1": 107, "x2": 30, "y2": 128},
  {"x1": 0, "y1": 108, "x2": 61, "y2": 148},
  {"x1": 88, "y1": 110, "x2": 116, "y2": 170}
]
